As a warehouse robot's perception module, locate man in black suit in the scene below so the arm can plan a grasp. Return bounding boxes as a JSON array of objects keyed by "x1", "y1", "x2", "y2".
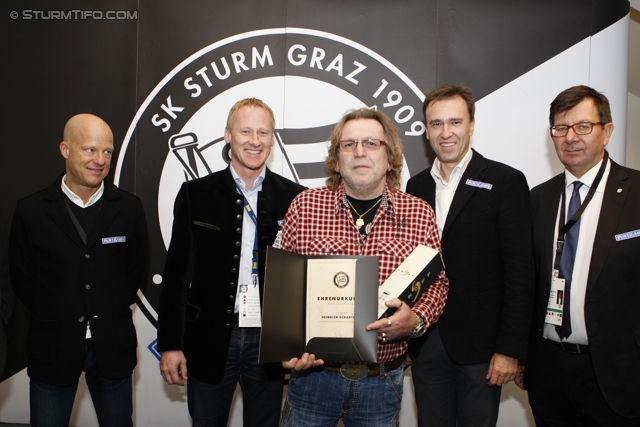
[
  {"x1": 9, "y1": 114, "x2": 149, "y2": 427},
  {"x1": 407, "y1": 84, "x2": 534, "y2": 427},
  {"x1": 517, "y1": 85, "x2": 640, "y2": 425},
  {"x1": 158, "y1": 98, "x2": 306, "y2": 427}
]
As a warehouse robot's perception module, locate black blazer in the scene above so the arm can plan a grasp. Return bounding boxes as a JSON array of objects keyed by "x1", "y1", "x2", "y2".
[
  {"x1": 407, "y1": 150, "x2": 534, "y2": 364},
  {"x1": 157, "y1": 167, "x2": 305, "y2": 384},
  {"x1": 526, "y1": 158, "x2": 640, "y2": 418},
  {"x1": 9, "y1": 178, "x2": 149, "y2": 386},
  {"x1": 0, "y1": 214, "x2": 15, "y2": 378}
]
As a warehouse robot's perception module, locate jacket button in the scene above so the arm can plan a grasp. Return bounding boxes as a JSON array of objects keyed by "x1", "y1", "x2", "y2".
[
  {"x1": 237, "y1": 214, "x2": 242, "y2": 220},
  {"x1": 84, "y1": 254, "x2": 90, "y2": 259},
  {"x1": 78, "y1": 315, "x2": 86, "y2": 322},
  {"x1": 231, "y1": 268, "x2": 237, "y2": 273},
  {"x1": 230, "y1": 282, "x2": 235, "y2": 287},
  {"x1": 85, "y1": 284, "x2": 91, "y2": 290},
  {"x1": 226, "y1": 309, "x2": 232, "y2": 314},
  {"x1": 233, "y1": 254, "x2": 239, "y2": 260},
  {"x1": 236, "y1": 199, "x2": 242, "y2": 205},
  {"x1": 228, "y1": 295, "x2": 234, "y2": 300},
  {"x1": 225, "y1": 324, "x2": 231, "y2": 328},
  {"x1": 235, "y1": 241, "x2": 241, "y2": 247},
  {"x1": 236, "y1": 228, "x2": 242, "y2": 234}
]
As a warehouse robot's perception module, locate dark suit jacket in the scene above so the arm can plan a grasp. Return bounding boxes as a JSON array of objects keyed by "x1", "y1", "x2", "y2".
[
  {"x1": 9, "y1": 177, "x2": 148, "y2": 386},
  {"x1": 157, "y1": 167, "x2": 305, "y2": 384},
  {"x1": 0, "y1": 214, "x2": 16, "y2": 378},
  {"x1": 525, "y1": 158, "x2": 640, "y2": 418},
  {"x1": 407, "y1": 149, "x2": 534, "y2": 364}
]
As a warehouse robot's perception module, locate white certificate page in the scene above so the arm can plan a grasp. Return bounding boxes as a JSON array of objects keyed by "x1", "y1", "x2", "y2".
[{"x1": 306, "y1": 259, "x2": 357, "y2": 341}]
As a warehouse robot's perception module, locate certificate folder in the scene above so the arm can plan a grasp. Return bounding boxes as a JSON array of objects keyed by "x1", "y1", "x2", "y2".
[{"x1": 259, "y1": 246, "x2": 379, "y2": 363}]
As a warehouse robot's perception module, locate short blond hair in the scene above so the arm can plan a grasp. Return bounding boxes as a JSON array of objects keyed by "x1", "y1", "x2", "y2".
[{"x1": 226, "y1": 98, "x2": 276, "y2": 130}]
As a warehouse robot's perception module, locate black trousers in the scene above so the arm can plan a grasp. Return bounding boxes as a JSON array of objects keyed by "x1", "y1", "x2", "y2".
[{"x1": 528, "y1": 339, "x2": 639, "y2": 427}]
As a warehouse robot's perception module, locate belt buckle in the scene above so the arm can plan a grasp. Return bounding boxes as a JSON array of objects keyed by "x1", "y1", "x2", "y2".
[{"x1": 339, "y1": 364, "x2": 369, "y2": 381}]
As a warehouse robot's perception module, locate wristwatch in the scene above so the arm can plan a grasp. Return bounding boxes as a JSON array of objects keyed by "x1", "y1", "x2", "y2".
[{"x1": 409, "y1": 312, "x2": 426, "y2": 338}]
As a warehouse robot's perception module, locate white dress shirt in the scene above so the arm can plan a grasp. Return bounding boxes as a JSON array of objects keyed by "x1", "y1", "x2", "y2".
[
  {"x1": 61, "y1": 175, "x2": 104, "y2": 207},
  {"x1": 430, "y1": 148, "x2": 474, "y2": 238}
]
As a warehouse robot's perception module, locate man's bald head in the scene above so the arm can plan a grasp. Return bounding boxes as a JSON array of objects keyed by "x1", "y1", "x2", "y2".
[
  {"x1": 63, "y1": 114, "x2": 113, "y2": 145},
  {"x1": 60, "y1": 114, "x2": 114, "y2": 203}
]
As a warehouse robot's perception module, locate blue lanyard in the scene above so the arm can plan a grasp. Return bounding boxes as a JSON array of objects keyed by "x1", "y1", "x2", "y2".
[{"x1": 235, "y1": 185, "x2": 259, "y2": 279}]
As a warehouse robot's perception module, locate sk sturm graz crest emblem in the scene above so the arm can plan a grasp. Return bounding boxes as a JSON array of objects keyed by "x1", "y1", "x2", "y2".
[
  {"x1": 333, "y1": 272, "x2": 349, "y2": 289},
  {"x1": 115, "y1": 28, "x2": 427, "y2": 326}
]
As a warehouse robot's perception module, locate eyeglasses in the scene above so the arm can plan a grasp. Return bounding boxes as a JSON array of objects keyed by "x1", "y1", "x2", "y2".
[
  {"x1": 550, "y1": 122, "x2": 604, "y2": 137},
  {"x1": 337, "y1": 138, "x2": 386, "y2": 152}
]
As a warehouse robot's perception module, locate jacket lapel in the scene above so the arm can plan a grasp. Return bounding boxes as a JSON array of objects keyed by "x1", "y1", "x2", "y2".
[
  {"x1": 86, "y1": 182, "x2": 123, "y2": 249},
  {"x1": 43, "y1": 179, "x2": 86, "y2": 249},
  {"x1": 586, "y1": 161, "x2": 629, "y2": 295},
  {"x1": 441, "y1": 150, "x2": 485, "y2": 237},
  {"x1": 540, "y1": 174, "x2": 564, "y2": 282},
  {"x1": 424, "y1": 173, "x2": 436, "y2": 210}
]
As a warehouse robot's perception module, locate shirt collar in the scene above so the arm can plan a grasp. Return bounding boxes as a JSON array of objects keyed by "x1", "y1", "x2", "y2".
[
  {"x1": 230, "y1": 164, "x2": 266, "y2": 193},
  {"x1": 430, "y1": 148, "x2": 473, "y2": 184},
  {"x1": 563, "y1": 157, "x2": 609, "y2": 192},
  {"x1": 61, "y1": 175, "x2": 104, "y2": 208}
]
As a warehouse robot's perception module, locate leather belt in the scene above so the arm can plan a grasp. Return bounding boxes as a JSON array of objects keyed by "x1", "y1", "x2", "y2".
[
  {"x1": 323, "y1": 356, "x2": 404, "y2": 380},
  {"x1": 545, "y1": 339, "x2": 590, "y2": 354}
]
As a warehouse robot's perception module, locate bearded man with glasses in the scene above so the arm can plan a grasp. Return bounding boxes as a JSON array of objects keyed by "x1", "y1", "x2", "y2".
[{"x1": 277, "y1": 108, "x2": 449, "y2": 427}]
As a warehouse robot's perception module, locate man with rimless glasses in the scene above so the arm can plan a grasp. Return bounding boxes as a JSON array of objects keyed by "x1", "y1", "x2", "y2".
[
  {"x1": 406, "y1": 84, "x2": 534, "y2": 427},
  {"x1": 519, "y1": 85, "x2": 640, "y2": 425},
  {"x1": 276, "y1": 108, "x2": 449, "y2": 427}
]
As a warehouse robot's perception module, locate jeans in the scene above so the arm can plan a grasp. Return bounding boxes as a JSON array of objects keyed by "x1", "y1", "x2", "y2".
[
  {"x1": 29, "y1": 340, "x2": 133, "y2": 427},
  {"x1": 187, "y1": 319, "x2": 284, "y2": 427},
  {"x1": 280, "y1": 363, "x2": 405, "y2": 427},
  {"x1": 411, "y1": 325, "x2": 500, "y2": 427}
]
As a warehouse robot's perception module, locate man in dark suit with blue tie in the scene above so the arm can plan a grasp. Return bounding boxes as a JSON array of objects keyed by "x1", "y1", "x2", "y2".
[
  {"x1": 517, "y1": 85, "x2": 640, "y2": 425},
  {"x1": 407, "y1": 84, "x2": 534, "y2": 427}
]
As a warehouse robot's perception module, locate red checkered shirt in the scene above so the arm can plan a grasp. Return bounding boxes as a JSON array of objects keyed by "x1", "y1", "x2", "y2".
[{"x1": 279, "y1": 182, "x2": 449, "y2": 362}]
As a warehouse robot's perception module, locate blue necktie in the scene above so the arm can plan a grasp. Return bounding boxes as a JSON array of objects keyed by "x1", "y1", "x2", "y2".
[{"x1": 556, "y1": 181, "x2": 583, "y2": 339}]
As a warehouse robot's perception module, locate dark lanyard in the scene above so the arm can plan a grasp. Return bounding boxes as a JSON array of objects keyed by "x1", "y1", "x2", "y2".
[
  {"x1": 64, "y1": 196, "x2": 103, "y2": 246},
  {"x1": 235, "y1": 185, "x2": 259, "y2": 279},
  {"x1": 553, "y1": 151, "x2": 608, "y2": 271}
]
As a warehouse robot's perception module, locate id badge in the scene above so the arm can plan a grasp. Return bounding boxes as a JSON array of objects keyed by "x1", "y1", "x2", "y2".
[
  {"x1": 272, "y1": 230, "x2": 283, "y2": 249},
  {"x1": 272, "y1": 220, "x2": 284, "y2": 249},
  {"x1": 238, "y1": 277, "x2": 261, "y2": 327},
  {"x1": 544, "y1": 270, "x2": 565, "y2": 326}
]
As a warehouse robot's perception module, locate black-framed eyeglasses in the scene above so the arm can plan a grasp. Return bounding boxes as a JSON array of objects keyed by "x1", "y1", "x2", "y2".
[
  {"x1": 337, "y1": 138, "x2": 386, "y2": 152},
  {"x1": 550, "y1": 122, "x2": 604, "y2": 137}
]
